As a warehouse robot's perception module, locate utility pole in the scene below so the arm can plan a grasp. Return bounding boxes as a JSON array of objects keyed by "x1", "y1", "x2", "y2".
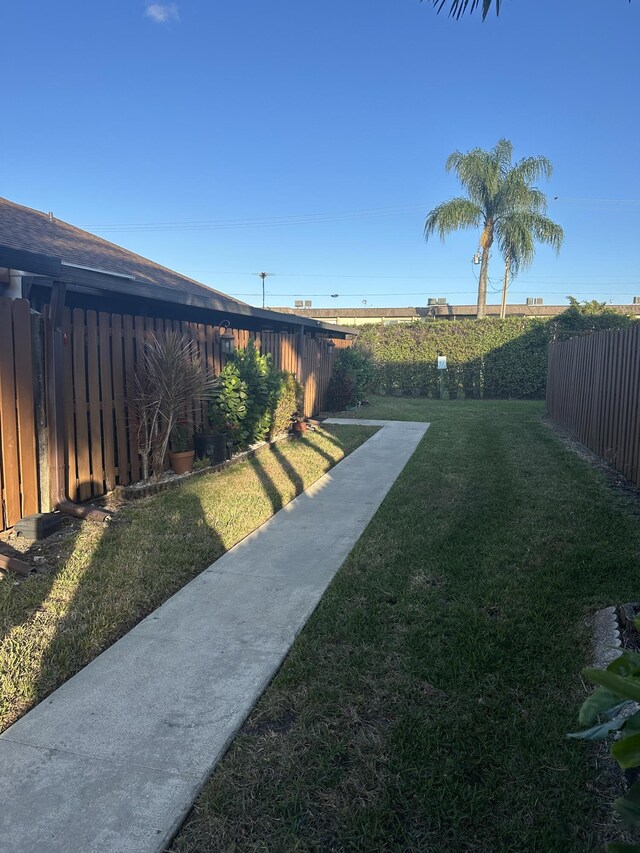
[
  {"x1": 500, "y1": 250, "x2": 510, "y2": 320},
  {"x1": 259, "y1": 272, "x2": 268, "y2": 309}
]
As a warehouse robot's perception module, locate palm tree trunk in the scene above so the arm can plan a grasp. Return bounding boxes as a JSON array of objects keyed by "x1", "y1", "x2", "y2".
[
  {"x1": 477, "y1": 248, "x2": 489, "y2": 319},
  {"x1": 500, "y1": 250, "x2": 510, "y2": 319}
]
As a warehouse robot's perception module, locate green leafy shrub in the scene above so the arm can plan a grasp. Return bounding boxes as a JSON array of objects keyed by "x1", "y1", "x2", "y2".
[
  {"x1": 327, "y1": 347, "x2": 375, "y2": 410},
  {"x1": 209, "y1": 346, "x2": 303, "y2": 450},
  {"x1": 231, "y1": 340, "x2": 274, "y2": 444},
  {"x1": 209, "y1": 362, "x2": 249, "y2": 447},
  {"x1": 357, "y1": 304, "x2": 634, "y2": 400},
  {"x1": 268, "y1": 371, "x2": 303, "y2": 439},
  {"x1": 570, "y1": 638, "x2": 640, "y2": 852}
]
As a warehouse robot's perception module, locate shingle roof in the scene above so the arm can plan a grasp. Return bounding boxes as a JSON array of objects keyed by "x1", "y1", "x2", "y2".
[{"x1": 0, "y1": 197, "x2": 240, "y2": 303}]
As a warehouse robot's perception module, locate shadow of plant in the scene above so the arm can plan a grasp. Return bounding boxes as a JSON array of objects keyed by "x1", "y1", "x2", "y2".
[{"x1": 0, "y1": 425, "x2": 375, "y2": 734}]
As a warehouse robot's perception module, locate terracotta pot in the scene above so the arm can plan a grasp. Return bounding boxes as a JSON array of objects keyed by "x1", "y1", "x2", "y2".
[
  {"x1": 292, "y1": 420, "x2": 307, "y2": 434},
  {"x1": 169, "y1": 450, "x2": 195, "y2": 475}
]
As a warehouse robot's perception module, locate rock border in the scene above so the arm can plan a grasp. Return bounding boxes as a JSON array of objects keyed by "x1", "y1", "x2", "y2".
[{"x1": 592, "y1": 605, "x2": 622, "y2": 669}]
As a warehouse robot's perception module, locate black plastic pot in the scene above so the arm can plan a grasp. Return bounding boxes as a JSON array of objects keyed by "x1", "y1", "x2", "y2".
[{"x1": 193, "y1": 432, "x2": 227, "y2": 463}]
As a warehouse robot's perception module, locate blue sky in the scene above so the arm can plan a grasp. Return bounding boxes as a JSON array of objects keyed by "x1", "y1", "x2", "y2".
[{"x1": 2, "y1": 0, "x2": 639, "y2": 309}]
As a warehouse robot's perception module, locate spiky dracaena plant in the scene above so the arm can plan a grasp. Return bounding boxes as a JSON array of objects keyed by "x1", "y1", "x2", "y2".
[
  {"x1": 129, "y1": 331, "x2": 213, "y2": 480},
  {"x1": 424, "y1": 139, "x2": 562, "y2": 318}
]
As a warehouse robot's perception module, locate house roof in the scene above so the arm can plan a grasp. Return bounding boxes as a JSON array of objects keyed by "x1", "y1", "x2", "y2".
[
  {"x1": 0, "y1": 196, "x2": 238, "y2": 302},
  {"x1": 0, "y1": 197, "x2": 356, "y2": 337}
]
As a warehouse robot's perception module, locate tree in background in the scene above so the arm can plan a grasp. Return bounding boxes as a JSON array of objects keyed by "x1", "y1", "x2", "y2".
[
  {"x1": 498, "y1": 208, "x2": 564, "y2": 318},
  {"x1": 424, "y1": 139, "x2": 562, "y2": 319}
]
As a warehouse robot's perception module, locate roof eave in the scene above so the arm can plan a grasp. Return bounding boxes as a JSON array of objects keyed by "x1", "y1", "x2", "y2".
[{"x1": 0, "y1": 244, "x2": 356, "y2": 338}]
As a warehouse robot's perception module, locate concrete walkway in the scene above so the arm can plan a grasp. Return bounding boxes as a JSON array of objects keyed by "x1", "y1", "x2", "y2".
[{"x1": 0, "y1": 418, "x2": 428, "y2": 853}]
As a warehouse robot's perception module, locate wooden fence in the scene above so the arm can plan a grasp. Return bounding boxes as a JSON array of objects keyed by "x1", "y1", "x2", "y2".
[
  {"x1": 0, "y1": 298, "x2": 39, "y2": 530},
  {"x1": 0, "y1": 299, "x2": 347, "y2": 528},
  {"x1": 546, "y1": 325, "x2": 640, "y2": 486}
]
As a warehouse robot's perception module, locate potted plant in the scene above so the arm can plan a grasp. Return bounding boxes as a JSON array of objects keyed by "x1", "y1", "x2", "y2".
[
  {"x1": 193, "y1": 420, "x2": 219, "y2": 461},
  {"x1": 127, "y1": 331, "x2": 214, "y2": 481},
  {"x1": 169, "y1": 423, "x2": 195, "y2": 475},
  {"x1": 291, "y1": 411, "x2": 307, "y2": 435},
  {"x1": 205, "y1": 404, "x2": 232, "y2": 463}
]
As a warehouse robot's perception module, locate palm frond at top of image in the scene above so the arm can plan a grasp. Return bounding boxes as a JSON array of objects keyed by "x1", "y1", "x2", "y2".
[{"x1": 427, "y1": 0, "x2": 500, "y2": 21}]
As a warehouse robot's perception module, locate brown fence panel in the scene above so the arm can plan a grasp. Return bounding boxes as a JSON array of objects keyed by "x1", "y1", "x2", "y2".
[
  {"x1": 547, "y1": 326, "x2": 640, "y2": 487},
  {"x1": 0, "y1": 298, "x2": 39, "y2": 530},
  {"x1": 16, "y1": 305, "x2": 349, "y2": 513}
]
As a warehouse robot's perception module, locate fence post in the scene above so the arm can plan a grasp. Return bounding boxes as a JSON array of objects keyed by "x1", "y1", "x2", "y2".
[{"x1": 297, "y1": 326, "x2": 305, "y2": 383}]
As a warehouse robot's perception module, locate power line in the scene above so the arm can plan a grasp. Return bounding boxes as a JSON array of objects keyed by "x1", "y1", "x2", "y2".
[
  {"x1": 79, "y1": 196, "x2": 640, "y2": 234},
  {"x1": 177, "y1": 268, "x2": 640, "y2": 283},
  {"x1": 227, "y1": 288, "x2": 640, "y2": 299},
  {"x1": 80, "y1": 203, "x2": 426, "y2": 233},
  {"x1": 553, "y1": 196, "x2": 640, "y2": 206}
]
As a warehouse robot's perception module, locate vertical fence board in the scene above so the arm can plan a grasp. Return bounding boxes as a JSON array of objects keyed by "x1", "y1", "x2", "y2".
[
  {"x1": 0, "y1": 299, "x2": 41, "y2": 528},
  {"x1": 60, "y1": 308, "x2": 77, "y2": 502},
  {"x1": 72, "y1": 309, "x2": 91, "y2": 500},
  {"x1": 13, "y1": 299, "x2": 38, "y2": 517},
  {"x1": 123, "y1": 315, "x2": 140, "y2": 484},
  {"x1": 86, "y1": 311, "x2": 104, "y2": 496},
  {"x1": 547, "y1": 328, "x2": 640, "y2": 487},
  {"x1": 0, "y1": 298, "x2": 21, "y2": 526},
  {"x1": 98, "y1": 313, "x2": 116, "y2": 492},
  {"x1": 111, "y1": 314, "x2": 129, "y2": 485}
]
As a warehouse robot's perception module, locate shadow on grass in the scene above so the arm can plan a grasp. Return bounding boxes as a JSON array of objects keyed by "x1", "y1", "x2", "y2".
[
  {"x1": 271, "y1": 443, "x2": 304, "y2": 494},
  {"x1": 0, "y1": 488, "x2": 224, "y2": 733},
  {"x1": 300, "y1": 434, "x2": 345, "y2": 467},
  {"x1": 247, "y1": 456, "x2": 284, "y2": 514},
  {"x1": 0, "y1": 426, "x2": 369, "y2": 735}
]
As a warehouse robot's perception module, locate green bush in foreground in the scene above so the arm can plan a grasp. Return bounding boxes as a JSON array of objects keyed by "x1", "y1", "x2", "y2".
[{"x1": 570, "y1": 636, "x2": 640, "y2": 852}]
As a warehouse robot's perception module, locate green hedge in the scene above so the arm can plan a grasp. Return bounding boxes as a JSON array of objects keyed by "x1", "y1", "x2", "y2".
[{"x1": 357, "y1": 310, "x2": 633, "y2": 400}]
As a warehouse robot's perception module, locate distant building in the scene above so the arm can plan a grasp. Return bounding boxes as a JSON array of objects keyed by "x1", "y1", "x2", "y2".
[{"x1": 271, "y1": 302, "x2": 640, "y2": 326}]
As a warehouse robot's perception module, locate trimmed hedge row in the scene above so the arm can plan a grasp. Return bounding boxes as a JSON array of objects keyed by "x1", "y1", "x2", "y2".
[{"x1": 357, "y1": 312, "x2": 633, "y2": 400}]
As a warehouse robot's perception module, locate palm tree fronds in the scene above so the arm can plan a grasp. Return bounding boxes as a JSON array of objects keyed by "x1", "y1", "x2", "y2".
[
  {"x1": 509, "y1": 155, "x2": 553, "y2": 185},
  {"x1": 498, "y1": 212, "x2": 564, "y2": 277},
  {"x1": 424, "y1": 198, "x2": 483, "y2": 242},
  {"x1": 428, "y1": 0, "x2": 500, "y2": 20}
]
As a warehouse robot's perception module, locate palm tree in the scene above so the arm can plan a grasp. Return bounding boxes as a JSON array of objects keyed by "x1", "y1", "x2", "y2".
[
  {"x1": 424, "y1": 139, "x2": 562, "y2": 318},
  {"x1": 497, "y1": 209, "x2": 564, "y2": 318}
]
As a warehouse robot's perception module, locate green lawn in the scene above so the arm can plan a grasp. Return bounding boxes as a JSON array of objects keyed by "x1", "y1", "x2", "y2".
[
  {"x1": 171, "y1": 398, "x2": 640, "y2": 852},
  {"x1": 0, "y1": 425, "x2": 374, "y2": 733}
]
